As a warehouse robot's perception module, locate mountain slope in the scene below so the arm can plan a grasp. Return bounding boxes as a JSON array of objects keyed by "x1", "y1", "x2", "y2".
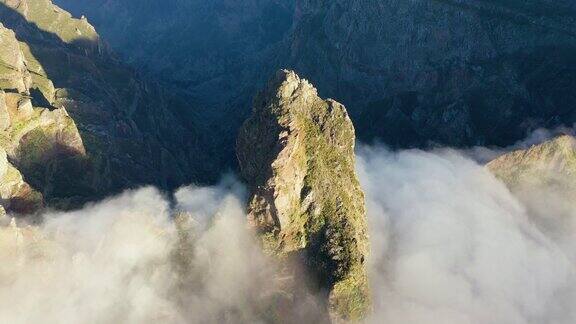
[
  {"x1": 287, "y1": 0, "x2": 576, "y2": 147},
  {"x1": 487, "y1": 134, "x2": 576, "y2": 259},
  {"x1": 488, "y1": 134, "x2": 576, "y2": 188},
  {"x1": 0, "y1": 0, "x2": 215, "y2": 209},
  {"x1": 0, "y1": 20, "x2": 82, "y2": 213},
  {"x1": 55, "y1": 0, "x2": 297, "y2": 167},
  {"x1": 54, "y1": 0, "x2": 576, "y2": 155},
  {"x1": 55, "y1": 0, "x2": 295, "y2": 129}
]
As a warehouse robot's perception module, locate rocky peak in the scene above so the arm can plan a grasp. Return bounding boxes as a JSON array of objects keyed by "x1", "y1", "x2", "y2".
[
  {"x1": 487, "y1": 134, "x2": 576, "y2": 188},
  {"x1": 237, "y1": 70, "x2": 370, "y2": 321}
]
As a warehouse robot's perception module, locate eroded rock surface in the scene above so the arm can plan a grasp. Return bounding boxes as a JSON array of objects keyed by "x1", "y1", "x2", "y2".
[
  {"x1": 487, "y1": 135, "x2": 576, "y2": 259},
  {"x1": 488, "y1": 135, "x2": 576, "y2": 189},
  {"x1": 238, "y1": 70, "x2": 370, "y2": 321},
  {"x1": 0, "y1": 21, "x2": 84, "y2": 214},
  {"x1": 0, "y1": 0, "x2": 215, "y2": 210},
  {"x1": 0, "y1": 149, "x2": 42, "y2": 214}
]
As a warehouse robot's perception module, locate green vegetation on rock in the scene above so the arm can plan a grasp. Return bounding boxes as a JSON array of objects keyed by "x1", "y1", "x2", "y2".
[
  {"x1": 0, "y1": 17, "x2": 88, "y2": 214},
  {"x1": 0, "y1": 0, "x2": 216, "y2": 211},
  {"x1": 487, "y1": 135, "x2": 576, "y2": 189},
  {"x1": 238, "y1": 70, "x2": 370, "y2": 321}
]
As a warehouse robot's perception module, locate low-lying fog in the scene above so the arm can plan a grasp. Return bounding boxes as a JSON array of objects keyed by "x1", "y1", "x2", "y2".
[{"x1": 1, "y1": 135, "x2": 575, "y2": 324}]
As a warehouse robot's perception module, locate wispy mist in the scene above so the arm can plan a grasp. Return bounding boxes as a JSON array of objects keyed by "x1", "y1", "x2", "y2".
[{"x1": 1, "y1": 144, "x2": 576, "y2": 323}]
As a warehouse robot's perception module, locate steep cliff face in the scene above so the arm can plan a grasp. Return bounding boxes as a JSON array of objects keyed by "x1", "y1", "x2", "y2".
[
  {"x1": 238, "y1": 70, "x2": 370, "y2": 321},
  {"x1": 54, "y1": 0, "x2": 295, "y2": 114},
  {"x1": 289, "y1": 0, "x2": 576, "y2": 96},
  {"x1": 287, "y1": 0, "x2": 576, "y2": 147},
  {"x1": 54, "y1": 0, "x2": 576, "y2": 156},
  {"x1": 0, "y1": 0, "x2": 214, "y2": 209},
  {"x1": 0, "y1": 20, "x2": 82, "y2": 213}
]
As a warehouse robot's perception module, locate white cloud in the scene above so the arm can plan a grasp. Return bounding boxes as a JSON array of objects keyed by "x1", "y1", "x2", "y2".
[
  {"x1": 1, "y1": 144, "x2": 576, "y2": 323},
  {"x1": 358, "y1": 146, "x2": 576, "y2": 324}
]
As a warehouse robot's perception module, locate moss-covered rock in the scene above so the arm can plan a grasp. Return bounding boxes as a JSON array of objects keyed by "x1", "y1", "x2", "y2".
[
  {"x1": 238, "y1": 70, "x2": 370, "y2": 321},
  {"x1": 487, "y1": 134, "x2": 576, "y2": 189}
]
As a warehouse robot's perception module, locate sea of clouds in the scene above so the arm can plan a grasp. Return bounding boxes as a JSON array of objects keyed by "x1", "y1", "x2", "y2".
[{"x1": 0, "y1": 136, "x2": 575, "y2": 323}]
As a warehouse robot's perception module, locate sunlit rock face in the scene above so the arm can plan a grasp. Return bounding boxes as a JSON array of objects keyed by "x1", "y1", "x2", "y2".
[
  {"x1": 487, "y1": 135, "x2": 576, "y2": 260},
  {"x1": 238, "y1": 70, "x2": 370, "y2": 321},
  {"x1": 488, "y1": 135, "x2": 576, "y2": 189},
  {"x1": 0, "y1": 20, "x2": 82, "y2": 214},
  {"x1": 0, "y1": 0, "x2": 216, "y2": 210},
  {"x1": 0, "y1": 24, "x2": 30, "y2": 93},
  {"x1": 0, "y1": 148, "x2": 42, "y2": 214}
]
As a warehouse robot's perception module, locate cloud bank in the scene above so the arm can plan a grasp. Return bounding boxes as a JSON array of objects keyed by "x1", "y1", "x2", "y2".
[
  {"x1": 0, "y1": 145, "x2": 576, "y2": 323},
  {"x1": 358, "y1": 146, "x2": 576, "y2": 324},
  {"x1": 0, "y1": 179, "x2": 274, "y2": 324}
]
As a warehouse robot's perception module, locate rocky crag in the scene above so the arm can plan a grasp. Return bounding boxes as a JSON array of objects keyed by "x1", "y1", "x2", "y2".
[
  {"x1": 488, "y1": 134, "x2": 576, "y2": 190},
  {"x1": 238, "y1": 70, "x2": 370, "y2": 321},
  {"x1": 0, "y1": 0, "x2": 215, "y2": 210},
  {"x1": 487, "y1": 135, "x2": 576, "y2": 258},
  {"x1": 0, "y1": 20, "x2": 83, "y2": 213}
]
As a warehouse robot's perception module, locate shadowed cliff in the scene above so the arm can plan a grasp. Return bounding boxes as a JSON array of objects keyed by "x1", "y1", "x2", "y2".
[{"x1": 54, "y1": 0, "x2": 576, "y2": 159}]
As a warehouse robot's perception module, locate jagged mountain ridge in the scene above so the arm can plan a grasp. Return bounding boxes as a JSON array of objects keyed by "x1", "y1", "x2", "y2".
[
  {"x1": 488, "y1": 134, "x2": 576, "y2": 188},
  {"x1": 54, "y1": 0, "x2": 576, "y2": 155},
  {"x1": 487, "y1": 134, "x2": 576, "y2": 260},
  {"x1": 238, "y1": 70, "x2": 370, "y2": 321},
  {"x1": 0, "y1": 0, "x2": 215, "y2": 210}
]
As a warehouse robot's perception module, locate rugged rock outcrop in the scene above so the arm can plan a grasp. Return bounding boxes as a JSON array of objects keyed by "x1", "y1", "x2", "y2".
[
  {"x1": 488, "y1": 135, "x2": 576, "y2": 189},
  {"x1": 0, "y1": 149, "x2": 42, "y2": 214},
  {"x1": 0, "y1": 20, "x2": 84, "y2": 213},
  {"x1": 0, "y1": 0, "x2": 215, "y2": 210},
  {"x1": 487, "y1": 135, "x2": 576, "y2": 258},
  {"x1": 238, "y1": 70, "x2": 370, "y2": 321}
]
